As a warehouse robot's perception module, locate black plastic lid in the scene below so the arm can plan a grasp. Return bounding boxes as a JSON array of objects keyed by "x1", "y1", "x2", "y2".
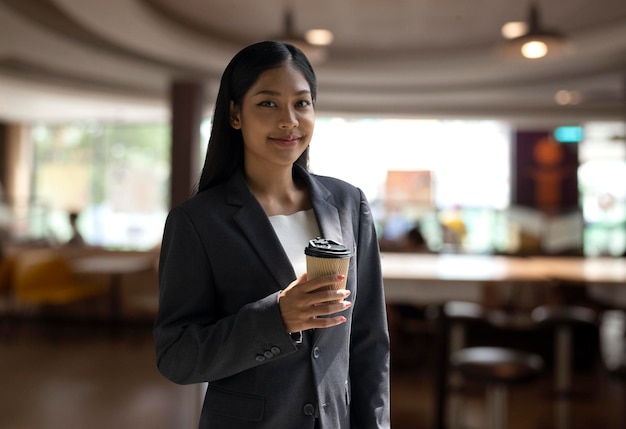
[{"x1": 304, "y1": 237, "x2": 351, "y2": 258}]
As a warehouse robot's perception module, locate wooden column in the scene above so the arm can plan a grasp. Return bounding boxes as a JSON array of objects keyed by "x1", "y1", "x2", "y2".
[
  {"x1": 511, "y1": 130, "x2": 579, "y2": 214},
  {"x1": 169, "y1": 81, "x2": 204, "y2": 209},
  {"x1": 0, "y1": 124, "x2": 32, "y2": 208},
  {"x1": 510, "y1": 129, "x2": 582, "y2": 254},
  {"x1": 0, "y1": 123, "x2": 7, "y2": 200}
]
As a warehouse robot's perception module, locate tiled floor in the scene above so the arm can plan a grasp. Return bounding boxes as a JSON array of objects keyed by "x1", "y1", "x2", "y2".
[
  {"x1": 0, "y1": 320, "x2": 624, "y2": 429},
  {"x1": 0, "y1": 322, "x2": 201, "y2": 429}
]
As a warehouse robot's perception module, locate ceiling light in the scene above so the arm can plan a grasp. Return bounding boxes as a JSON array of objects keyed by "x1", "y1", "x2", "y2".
[
  {"x1": 522, "y1": 41, "x2": 548, "y2": 59},
  {"x1": 305, "y1": 29, "x2": 334, "y2": 46},
  {"x1": 499, "y1": 3, "x2": 569, "y2": 60},
  {"x1": 501, "y1": 22, "x2": 528, "y2": 39},
  {"x1": 554, "y1": 90, "x2": 581, "y2": 105}
]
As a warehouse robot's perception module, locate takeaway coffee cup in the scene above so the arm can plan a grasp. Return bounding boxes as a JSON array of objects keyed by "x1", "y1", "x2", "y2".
[{"x1": 305, "y1": 238, "x2": 352, "y2": 293}]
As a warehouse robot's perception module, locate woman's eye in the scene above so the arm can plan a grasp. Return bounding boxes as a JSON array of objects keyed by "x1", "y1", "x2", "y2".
[
  {"x1": 258, "y1": 101, "x2": 276, "y2": 107},
  {"x1": 296, "y1": 100, "x2": 312, "y2": 108}
]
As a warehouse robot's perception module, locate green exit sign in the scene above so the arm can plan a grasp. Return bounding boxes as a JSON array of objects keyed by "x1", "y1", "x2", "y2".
[{"x1": 553, "y1": 126, "x2": 583, "y2": 143}]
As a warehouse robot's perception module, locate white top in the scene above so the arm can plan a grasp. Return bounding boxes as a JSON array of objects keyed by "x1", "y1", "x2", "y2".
[{"x1": 269, "y1": 209, "x2": 320, "y2": 276}]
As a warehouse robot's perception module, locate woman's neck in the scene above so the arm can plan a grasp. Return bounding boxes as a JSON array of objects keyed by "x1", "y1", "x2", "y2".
[{"x1": 245, "y1": 164, "x2": 310, "y2": 216}]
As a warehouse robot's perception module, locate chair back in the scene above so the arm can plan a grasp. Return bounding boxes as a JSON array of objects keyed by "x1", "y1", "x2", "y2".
[{"x1": 12, "y1": 250, "x2": 74, "y2": 302}]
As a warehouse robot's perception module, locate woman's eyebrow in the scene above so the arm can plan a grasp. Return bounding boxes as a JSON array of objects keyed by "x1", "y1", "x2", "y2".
[{"x1": 252, "y1": 89, "x2": 312, "y2": 97}]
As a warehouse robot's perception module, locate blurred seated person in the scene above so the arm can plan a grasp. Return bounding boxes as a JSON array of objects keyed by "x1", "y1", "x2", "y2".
[
  {"x1": 66, "y1": 211, "x2": 86, "y2": 246},
  {"x1": 379, "y1": 223, "x2": 429, "y2": 253}
]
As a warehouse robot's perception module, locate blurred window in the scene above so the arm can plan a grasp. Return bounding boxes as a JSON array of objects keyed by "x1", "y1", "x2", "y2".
[
  {"x1": 579, "y1": 122, "x2": 626, "y2": 256},
  {"x1": 309, "y1": 118, "x2": 511, "y2": 252},
  {"x1": 30, "y1": 122, "x2": 170, "y2": 249},
  {"x1": 26, "y1": 118, "x2": 622, "y2": 255}
]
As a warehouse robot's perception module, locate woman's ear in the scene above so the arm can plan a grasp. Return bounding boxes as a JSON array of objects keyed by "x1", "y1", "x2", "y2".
[{"x1": 229, "y1": 101, "x2": 241, "y2": 129}]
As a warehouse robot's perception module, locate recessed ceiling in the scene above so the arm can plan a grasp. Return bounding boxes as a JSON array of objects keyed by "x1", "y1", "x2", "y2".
[{"x1": 0, "y1": 0, "x2": 625, "y2": 124}]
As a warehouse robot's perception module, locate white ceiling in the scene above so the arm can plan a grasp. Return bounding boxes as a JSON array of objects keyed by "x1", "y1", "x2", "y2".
[{"x1": 0, "y1": 0, "x2": 625, "y2": 124}]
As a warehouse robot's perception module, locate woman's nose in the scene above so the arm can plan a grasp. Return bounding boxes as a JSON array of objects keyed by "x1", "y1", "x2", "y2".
[{"x1": 279, "y1": 107, "x2": 298, "y2": 128}]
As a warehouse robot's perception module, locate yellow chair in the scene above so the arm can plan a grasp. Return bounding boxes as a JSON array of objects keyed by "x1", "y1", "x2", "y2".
[{"x1": 12, "y1": 249, "x2": 107, "y2": 308}]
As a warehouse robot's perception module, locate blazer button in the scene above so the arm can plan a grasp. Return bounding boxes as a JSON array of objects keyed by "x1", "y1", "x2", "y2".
[
  {"x1": 255, "y1": 355, "x2": 266, "y2": 362},
  {"x1": 312, "y1": 347, "x2": 320, "y2": 359},
  {"x1": 271, "y1": 346, "x2": 281, "y2": 355},
  {"x1": 264, "y1": 350, "x2": 274, "y2": 359},
  {"x1": 303, "y1": 403, "x2": 315, "y2": 416}
]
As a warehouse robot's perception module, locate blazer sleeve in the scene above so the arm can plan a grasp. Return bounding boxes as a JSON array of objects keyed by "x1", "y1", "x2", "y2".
[
  {"x1": 349, "y1": 189, "x2": 391, "y2": 428},
  {"x1": 153, "y1": 206, "x2": 298, "y2": 385}
]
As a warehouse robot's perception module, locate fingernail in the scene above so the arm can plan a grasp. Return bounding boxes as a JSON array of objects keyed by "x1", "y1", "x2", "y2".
[
  {"x1": 344, "y1": 290, "x2": 351, "y2": 296},
  {"x1": 339, "y1": 316, "x2": 347, "y2": 323},
  {"x1": 336, "y1": 274, "x2": 345, "y2": 280}
]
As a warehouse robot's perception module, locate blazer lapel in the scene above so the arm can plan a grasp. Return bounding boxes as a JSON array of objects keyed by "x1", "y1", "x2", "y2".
[
  {"x1": 227, "y1": 171, "x2": 296, "y2": 292},
  {"x1": 300, "y1": 167, "x2": 343, "y2": 245}
]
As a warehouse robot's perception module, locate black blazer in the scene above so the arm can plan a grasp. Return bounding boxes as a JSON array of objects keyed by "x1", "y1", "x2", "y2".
[{"x1": 154, "y1": 165, "x2": 390, "y2": 428}]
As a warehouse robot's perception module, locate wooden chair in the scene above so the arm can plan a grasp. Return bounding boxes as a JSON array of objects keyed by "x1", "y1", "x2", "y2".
[
  {"x1": 450, "y1": 346, "x2": 544, "y2": 429},
  {"x1": 600, "y1": 309, "x2": 626, "y2": 378},
  {"x1": 11, "y1": 249, "x2": 108, "y2": 326},
  {"x1": 429, "y1": 301, "x2": 546, "y2": 429},
  {"x1": 531, "y1": 304, "x2": 598, "y2": 429},
  {"x1": 599, "y1": 309, "x2": 626, "y2": 427},
  {"x1": 427, "y1": 301, "x2": 491, "y2": 429}
]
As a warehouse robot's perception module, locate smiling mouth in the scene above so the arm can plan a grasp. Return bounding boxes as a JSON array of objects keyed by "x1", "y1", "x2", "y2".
[{"x1": 270, "y1": 136, "x2": 302, "y2": 145}]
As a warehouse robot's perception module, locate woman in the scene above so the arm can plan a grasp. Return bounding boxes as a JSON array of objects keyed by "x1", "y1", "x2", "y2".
[{"x1": 154, "y1": 41, "x2": 390, "y2": 429}]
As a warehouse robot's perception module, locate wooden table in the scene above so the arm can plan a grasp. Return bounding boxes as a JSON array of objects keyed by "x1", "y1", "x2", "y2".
[
  {"x1": 71, "y1": 253, "x2": 157, "y2": 335},
  {"x1": 381, "y1": 253, "x2": 545, "y2": 283},
  {"x1": 530, "y1": 256, "x2": 626, "y2": 285},
  {"x1": 381, "y1": 252, "x2": 626, "y2": 283},
  {"x1": 381, "y1": 253, "x2": 551, "y2": 309},
  {"x1": 381, "y1": 253, "x2": 626, "y2": 306}
]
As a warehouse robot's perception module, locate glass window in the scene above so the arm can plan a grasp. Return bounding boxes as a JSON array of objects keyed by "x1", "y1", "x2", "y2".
[
  {"x1": 309, "y1": 118, "x2": 511, "y2": 252},
  {"x1": 30, "y1": 122, "x2": 170, "y2": 250},
  {"x1": 579, "y1": 121, "x2": 626, "y2": 256}
]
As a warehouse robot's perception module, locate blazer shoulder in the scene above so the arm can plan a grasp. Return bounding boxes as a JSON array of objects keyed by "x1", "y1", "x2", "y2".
[
  {"x1": 168, "y1": 183, "x2": 229, "y2": 220},
  {"x1": 310, "y1": 173, "x2": 362, "y2": 198}
]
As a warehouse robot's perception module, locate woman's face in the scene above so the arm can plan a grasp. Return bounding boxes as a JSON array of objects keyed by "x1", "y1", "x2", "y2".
[{"x1": 230, "y1": 63, "x2": 315, "y2": 171}]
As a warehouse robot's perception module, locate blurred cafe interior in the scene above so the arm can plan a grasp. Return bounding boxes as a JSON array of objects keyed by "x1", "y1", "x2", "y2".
[{"x1": 1, "y1": 1, "x2": 626, "y2": 428}]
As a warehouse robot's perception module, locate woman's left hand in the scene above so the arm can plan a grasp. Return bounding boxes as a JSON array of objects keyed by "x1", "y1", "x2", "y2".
[{"x1": 278, "y1": 273, "x2": 351, "y2": 332}]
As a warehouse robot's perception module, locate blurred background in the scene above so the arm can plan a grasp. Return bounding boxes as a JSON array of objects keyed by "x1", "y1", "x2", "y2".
[
  {"x1": 0, "y1": 0, "x2": 625, "y2": 255},
  {"x1": 0, "y1": 1, "x2": 625, "y2": 428}
]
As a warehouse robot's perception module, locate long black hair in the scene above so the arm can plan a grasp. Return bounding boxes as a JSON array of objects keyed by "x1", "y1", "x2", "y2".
[{"x1": 196, "y1": 41, "x2": 317, "y2": 193}]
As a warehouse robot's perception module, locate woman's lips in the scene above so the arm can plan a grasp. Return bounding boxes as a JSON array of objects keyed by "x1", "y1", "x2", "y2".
[{"x1": 270, "y1": 135, "x2": 302, "y2": 146}]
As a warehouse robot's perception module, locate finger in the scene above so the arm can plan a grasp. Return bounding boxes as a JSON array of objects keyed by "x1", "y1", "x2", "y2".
[
  {"x1": 301, "y1": 274, "x2": 346, "y2": 293},
  {"x1": 313, "y1": 299, "x2": 352, "y2": 315},
  {"x1": 289, "y1": 308, "x2": 350, "y2": 332},
  {"x1": 310, "y1": 315, "x2": 348, "y2": 329},
  {"x1": 311, "y1": 289, "x2": 351, "y2": 306},
  {"x1": 283, "y1": 298, "x2": 350, "y2": 331}
]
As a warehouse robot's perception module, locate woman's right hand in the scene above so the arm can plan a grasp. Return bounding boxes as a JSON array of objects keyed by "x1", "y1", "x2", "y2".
[{"x1": 278, "y1": 273, "x2": 351, "y2": 333}]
